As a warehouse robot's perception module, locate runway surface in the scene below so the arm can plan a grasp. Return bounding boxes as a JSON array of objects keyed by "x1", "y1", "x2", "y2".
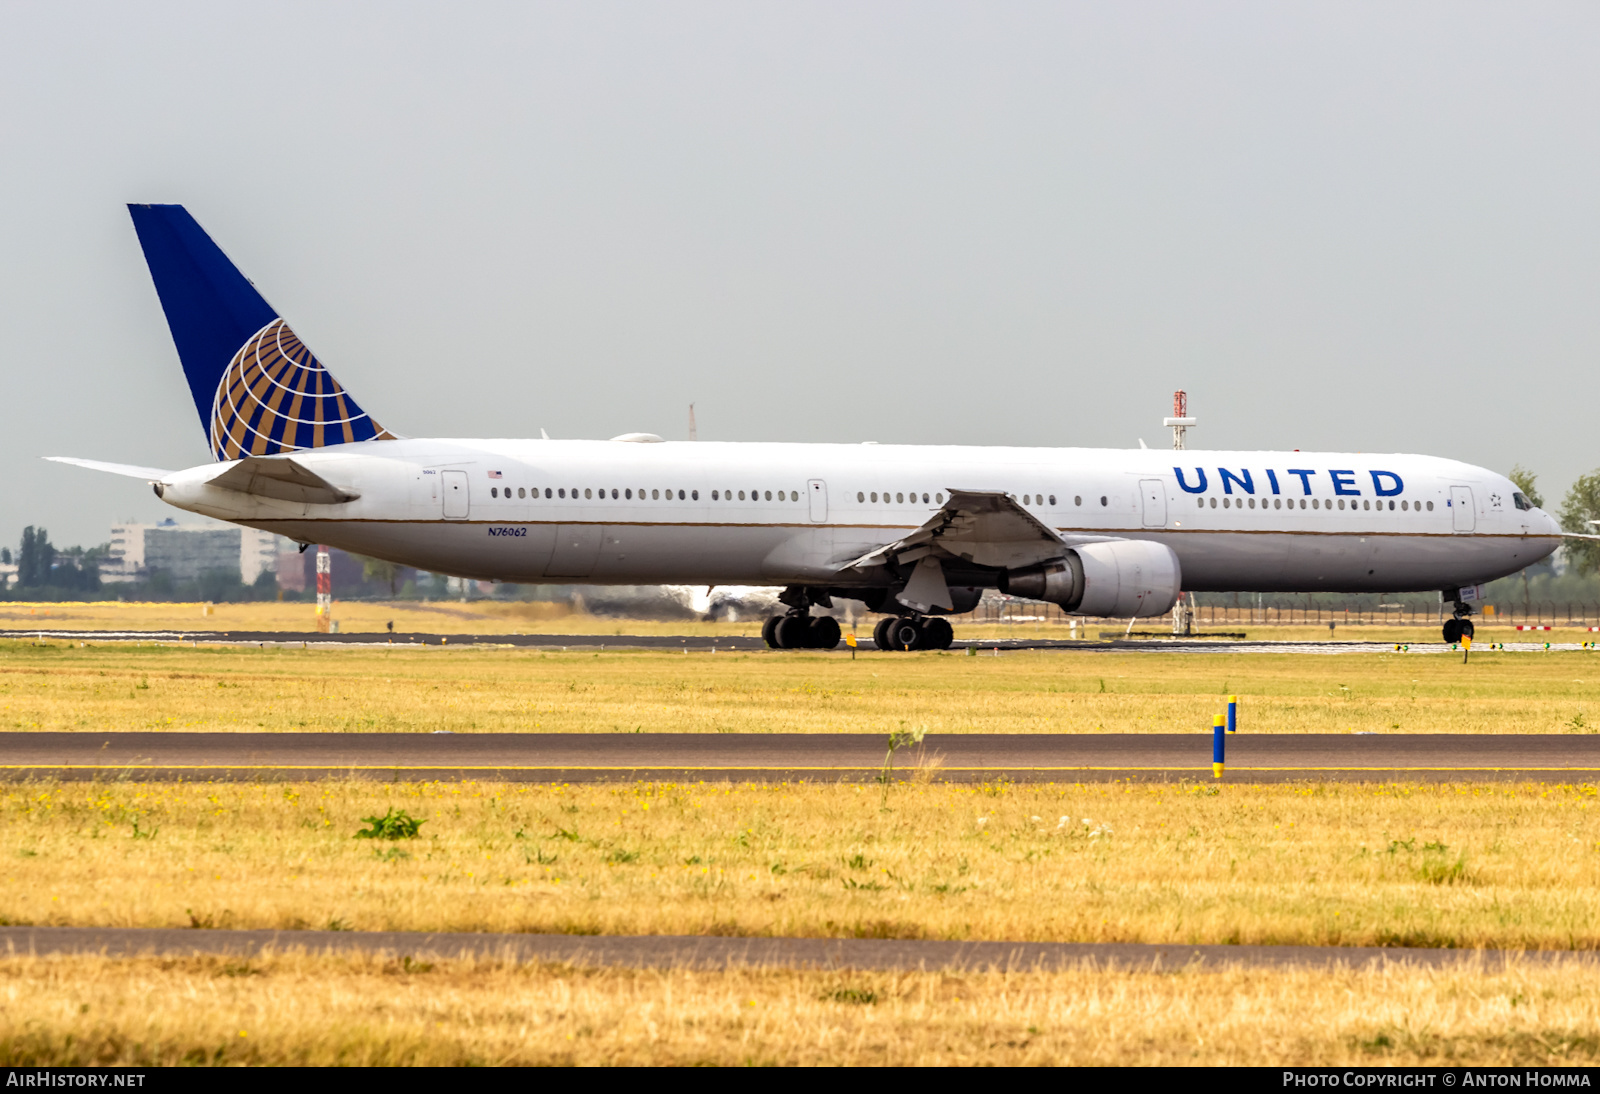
[
  {"x1": 3, "y1": 732, "x2": 1595, "y2": 782},
  {"x1": 0, "y1": 626, "x2": 1582, "y2": 654},
  {"x1": 0, "y1": 926, "x2": 1583, "y2": 972}
]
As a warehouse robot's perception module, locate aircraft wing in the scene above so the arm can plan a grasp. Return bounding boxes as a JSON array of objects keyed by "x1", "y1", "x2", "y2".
[
  {"x1": 840, "y1": 490, "x2": 1071, "y2": 611},
  {"x1": 208, "y1": 456, "x2": 359, "y2": 505},
  {"x1": 44, "y1": 456, "x2": 174, "y2": 481}
]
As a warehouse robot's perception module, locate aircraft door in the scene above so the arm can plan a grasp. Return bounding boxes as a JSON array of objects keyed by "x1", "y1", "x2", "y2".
[
  {"x1": 547, "y1": 525, "x2": 604, "y2": 578},
  {"x1": 808, "y1": 479, "x2": 828, "y2": 522},
  {"x1": 441, "y1": 470, "x2": 469, "y2": 519},
  {"x1": 1450, "y1": 486, "x2": 1476, "y2": 532},
  {"x1": 1140, "y1": 479, "x2": 1168, "y2": 527}
]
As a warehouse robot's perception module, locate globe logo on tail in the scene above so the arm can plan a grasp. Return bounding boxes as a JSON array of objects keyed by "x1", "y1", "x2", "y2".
[{"x1": 209, "y1": 319, "x2": 393, "y2": 461}]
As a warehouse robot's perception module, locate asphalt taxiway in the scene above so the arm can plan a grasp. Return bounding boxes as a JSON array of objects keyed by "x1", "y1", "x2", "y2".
[
  {"x1": 2, "y1": 732, "x2": 1594, "y2": 783},
  {"x1": 0, "y1": 627, "x2": 1581, "y2": 654}
]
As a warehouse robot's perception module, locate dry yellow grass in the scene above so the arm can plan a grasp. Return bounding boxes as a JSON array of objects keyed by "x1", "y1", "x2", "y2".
[
  {"x1": 4, "y1": 780, "x2": 1599, "y2": 948},
  {"x1": 3, "y1": 951, "x2": 1598, "y2": 1065},
  {"x1": 2, "y1": 639, "x2": 1598, "y2": 735}
]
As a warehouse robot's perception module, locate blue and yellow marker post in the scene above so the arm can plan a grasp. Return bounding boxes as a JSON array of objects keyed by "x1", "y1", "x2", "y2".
[
  {"x1": 1227, "y1": 694, "x2": 1237, "y2": 734},
  {"x1": 1213, "y1": 713, "x2": 1225, "y2": 778}
]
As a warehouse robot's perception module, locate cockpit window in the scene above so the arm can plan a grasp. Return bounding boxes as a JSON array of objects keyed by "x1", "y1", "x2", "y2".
[{"x1": 1513, "y1": 492, "x2": 1532, "y2": 511}]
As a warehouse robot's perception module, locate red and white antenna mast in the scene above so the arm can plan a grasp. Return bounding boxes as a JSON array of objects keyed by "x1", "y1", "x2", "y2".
[
  {"x1": 315, "y1": 545, "x2": 332, "y2": 633},
  {"x1": 1164, "y1": 390, "x2": 1196, "y2": 450}
]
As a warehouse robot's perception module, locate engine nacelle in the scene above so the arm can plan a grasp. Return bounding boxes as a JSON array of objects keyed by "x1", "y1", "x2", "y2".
[{"x1": 1001, "y1": 539, "x2": 1181, "y2": 619}]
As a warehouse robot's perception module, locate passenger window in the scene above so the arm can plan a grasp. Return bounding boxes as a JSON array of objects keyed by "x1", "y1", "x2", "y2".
[
  {"x1": 1363, "y1": 500, "x2": 1370, "y2": 510},
  {"x1": 713, "y1": 490, "x2": 720, "y2": 500},
  {"x1": 545, "y1": 488, "x2": 552, "y2": 499},
  {"x1": 764, "y1": 490, "x2": 772, "y2": 501},
  {"x1": 1312, "y1": 499, "x2": 1319, "y2": 509},
  {"x1": 1222, "y1": 497, "x2": 1229, "y2": 508},
  {"x1": 651, "y1": 489, "x2": 659, "y2": 500},
  {"x1": 1273, "y1": 498, "x2": 1281, "y2": 509},
  {"x1": 558, "y1": 488, "x2": 566, "y2": 498},
  {"x1": 692, "y1": 490, "x2": 699, "y2": 500},
  {"x1": 1047, "y1": 495, "x2": 1055, "y2": 505},
  {"x1": 896, "y1": 493, "x2": 904, "y2": 503},
  {"x1": 1023, "y1": 494, "x2": 1030, "y2": 505},
  {"x1": 1209, "y1": 497, "x2": 1216, "y2": 509},
  {"x1": 1401, "y1": 500, "x2": 1408, "y2": 510},
  {"x1": 678, "y1": 490, "x2": 685, "y2": 500},
  {"x1": 1197, "y1": 498, "x2": 1204, "y2": 508},
  {"x1": 581, "y1": 488, "x2": 589, "y2": 499},
  {"x1": 1426, "y1": 501, "x2": 1434, "y2": 511},
  {"x1": 1248, "y1": 497, "x2": 1255, "y2": 508},
  {"x1": 871, "y1": 492, "x2": 878, "y2": 502},
  {"x1": 922, "y1": 493, "x2": 929, "y2": 504},
  {"x1": 490, "y1": 487, "x2": 498, "y2": 498},
  {"x1": 1100, "y1": 496, "x2": 1107, "y2": 506},
  {"x1": 937, "y1": 493, "x2": 945, "y2": 503},
  {"x1": 1336, "y1": 499, "x2": 1343, "y2": 510},
  {"x1": 739, "y1": 490, "x2": 746, "y2": 500}
]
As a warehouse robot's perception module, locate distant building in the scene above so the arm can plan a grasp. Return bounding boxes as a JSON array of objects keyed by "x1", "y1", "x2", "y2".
[{"x1": 104, "y1": 520, "x2": 285, "y2": 585}]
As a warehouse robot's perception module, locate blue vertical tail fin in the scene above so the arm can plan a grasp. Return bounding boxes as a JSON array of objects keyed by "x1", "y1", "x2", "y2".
[{"x1": 127, "y1": 204, "x2": 394, "y2": 461}]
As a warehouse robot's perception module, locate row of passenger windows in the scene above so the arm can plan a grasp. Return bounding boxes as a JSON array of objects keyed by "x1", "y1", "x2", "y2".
[
  {"x1": 487, "y1": 486, "x2": 801, "y2": 502},
  {"x1": 858, "y1": 491, "x2": 946, "y2": 504},
  {"x1": 1199, "y1": 496, "x2": 1434, "y2": 511},
  {"x1": 851, "y1": 491, "x2": 1111, "y2": 507}
]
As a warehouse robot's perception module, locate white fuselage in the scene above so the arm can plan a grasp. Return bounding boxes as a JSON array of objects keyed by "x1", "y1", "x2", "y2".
[{"x1": 154, "y1": 439, "x2": 1561, "y2": 598}]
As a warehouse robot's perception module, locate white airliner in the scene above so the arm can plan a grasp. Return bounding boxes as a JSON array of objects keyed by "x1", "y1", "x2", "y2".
[{"x1": 51, "y1": 205, "x2": 1566, "y2": 649}]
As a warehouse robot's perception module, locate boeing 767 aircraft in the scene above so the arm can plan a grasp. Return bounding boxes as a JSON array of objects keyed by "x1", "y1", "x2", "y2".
[{"x1": 49, "y1": 205, "x2": 1568, "y2": 649}]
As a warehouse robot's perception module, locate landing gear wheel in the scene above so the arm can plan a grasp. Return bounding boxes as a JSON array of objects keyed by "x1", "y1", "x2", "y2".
[
  {"x1": 872, "y1": 617, "x2": 895, "y2": 651},
  {"x1": 762, "y1": 616, "x2": 781, "y2": 649},
  {"x1": 923, "y1": 617, "x2": 954, "y2": 650},
  {"x1": 775, "y1": 615, "x2": 809, "y2": 649},
  {"x1": 807, "y1": 615, "x2": 842, "y2": 650},
  {"x1": 890, "y1": 617, "x2": 923, "y2": 652},
  {"x1": 1442, "y1": 618, "x2": 1464, "y2": 644},
  {"x1": 1460, "y1": 619, "x2": 1475, "y2": 640}
]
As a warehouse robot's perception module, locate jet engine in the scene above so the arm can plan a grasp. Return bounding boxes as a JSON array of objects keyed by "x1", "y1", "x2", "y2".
[{"x1": 1000, "y1": 539, "x2": 1181, "y2": 618}]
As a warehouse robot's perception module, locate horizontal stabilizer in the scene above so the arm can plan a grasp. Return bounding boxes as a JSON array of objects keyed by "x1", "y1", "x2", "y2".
[
  {"x1": 45, "y1": 456, "x2": 175, "y2": 481},
  {"x1": 208, "y1": 456, "x2": 358, "y2": 505}
]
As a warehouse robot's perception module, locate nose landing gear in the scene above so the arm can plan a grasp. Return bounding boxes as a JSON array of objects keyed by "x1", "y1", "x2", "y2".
[
  {"x1": 1441, "y1": 590, "x2": 1476, "y2": 644},
  {"x1": 872, "y1": 615, "x2": 954, "y2": 651}
]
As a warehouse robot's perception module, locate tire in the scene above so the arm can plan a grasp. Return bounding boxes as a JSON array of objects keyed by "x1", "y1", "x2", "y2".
[
  {"x1": 775, "y1": 615, "x2": 808, "y2": 650},
  {"x1": 923, "y1": 617, "x2": 954, "y2": 650},
  {"x1": 873, "y1": 617, "x2": 895, "y2": 650},
  {"x1": 807, "y1": 615, "x2": 842, "y2": 650},
  {"x1": 891, "y1": 617, "x2": 922, "y2": 651},
  {"x1": 1461, "y1": 619, "x2": 1475, "y2": 640},
  {"x1": 1442, "y1": 618, "x2": 1463, "y2": 643},
  {"x1": 761, "y1": 616, "x2": 781, "y2": 649}
]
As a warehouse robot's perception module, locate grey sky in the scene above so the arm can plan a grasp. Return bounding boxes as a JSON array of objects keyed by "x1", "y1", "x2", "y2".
[{"x1": 4, "y1": 2, "x2": 1599, "y2": 549}]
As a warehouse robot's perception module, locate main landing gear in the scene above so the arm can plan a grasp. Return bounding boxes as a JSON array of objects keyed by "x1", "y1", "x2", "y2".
[
  {"x1": 872, "y1": 615, "x2": 954, "y2": 652},
  {"x1": 761, "y1": 612, "x2": 841, "y2": 650},
  {"x1": 1441, "y1": 590, "x2": 1476, "y2": 644}
]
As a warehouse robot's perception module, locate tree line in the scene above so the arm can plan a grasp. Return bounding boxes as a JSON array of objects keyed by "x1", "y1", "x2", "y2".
[{"x1": 5, "y1": 527, "x2": 104, "y2": 593}]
